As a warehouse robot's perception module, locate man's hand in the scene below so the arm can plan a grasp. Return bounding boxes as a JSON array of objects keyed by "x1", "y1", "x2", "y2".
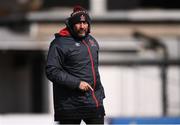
[{"x1": 79, "y1": 81, "x2": 93, "y2": 91}]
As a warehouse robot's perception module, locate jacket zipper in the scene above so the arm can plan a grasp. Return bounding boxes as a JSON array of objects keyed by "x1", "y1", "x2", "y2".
[{"x1": 82, "y1": 40, "x2": 99, "y2": 108}]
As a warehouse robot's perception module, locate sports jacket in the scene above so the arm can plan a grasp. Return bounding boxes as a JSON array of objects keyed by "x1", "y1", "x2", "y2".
[{"x1": 46, "y1": 27, "x2": 105, "y2": 120}]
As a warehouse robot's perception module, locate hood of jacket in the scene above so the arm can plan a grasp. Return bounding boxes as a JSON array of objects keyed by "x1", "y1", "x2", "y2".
[{"x1": 59, "y1": 27, "x2": 70, "y2": 37}]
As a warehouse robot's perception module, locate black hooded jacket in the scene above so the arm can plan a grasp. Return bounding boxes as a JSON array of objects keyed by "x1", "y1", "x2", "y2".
[{"x1": 45, "y1": 27, "x2": 105, "y2": 120}]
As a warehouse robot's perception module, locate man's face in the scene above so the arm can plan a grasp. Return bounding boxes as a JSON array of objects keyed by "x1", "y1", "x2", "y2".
[{"x1": 73, "y1": 21, "x2": 89, "y2": 37}]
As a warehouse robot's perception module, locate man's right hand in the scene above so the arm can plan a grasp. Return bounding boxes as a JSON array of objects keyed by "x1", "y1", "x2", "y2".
[{"x1": 79, "y1": 81, "x2": 93, "y2": 91}]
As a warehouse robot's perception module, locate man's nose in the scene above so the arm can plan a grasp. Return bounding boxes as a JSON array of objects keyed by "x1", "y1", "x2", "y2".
[{"x1": 79, "y1": 22, "x2": 85, "y2": 28}]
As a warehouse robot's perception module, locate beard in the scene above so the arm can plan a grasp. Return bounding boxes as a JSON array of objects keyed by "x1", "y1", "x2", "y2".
[{"x1": 76, "y1": 29, "x2": 88, "y2": 37}]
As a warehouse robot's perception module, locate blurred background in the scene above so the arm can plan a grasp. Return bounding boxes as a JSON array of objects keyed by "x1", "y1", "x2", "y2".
[{"x1": 0, "y1": 0, "x2": 180, "y2": 124}]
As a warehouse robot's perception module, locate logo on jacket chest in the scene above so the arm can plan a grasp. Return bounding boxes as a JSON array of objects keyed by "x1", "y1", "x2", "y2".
[
  {"x1": 89, "y1": 39, "x2": 97, "y2": 47},
  {"x1": 74, "y1": 40, "x2": 97, "y2": 48},
  {"x1": 75, "y1": 42, "x2": 81, "y2": 47}
]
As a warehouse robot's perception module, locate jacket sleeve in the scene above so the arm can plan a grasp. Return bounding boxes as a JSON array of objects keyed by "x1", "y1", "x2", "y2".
[{"x1": 45, "y1": 41, "x2": 81, "y2": 89}]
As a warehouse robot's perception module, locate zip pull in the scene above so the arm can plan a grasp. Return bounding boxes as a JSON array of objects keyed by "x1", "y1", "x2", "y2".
[{"x1": 87, "y1": 83, "x2": 94, "y2": 91}]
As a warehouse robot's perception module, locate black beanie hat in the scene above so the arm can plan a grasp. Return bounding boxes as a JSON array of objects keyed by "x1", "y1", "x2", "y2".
[{"x1": 69, "y1": 5, "x2": 91, "y2": 26}]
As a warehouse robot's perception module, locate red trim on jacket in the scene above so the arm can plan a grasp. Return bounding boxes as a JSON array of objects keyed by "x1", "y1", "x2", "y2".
[{"x1": 82, "y1": 40, "x2": 99, "y2": 108}]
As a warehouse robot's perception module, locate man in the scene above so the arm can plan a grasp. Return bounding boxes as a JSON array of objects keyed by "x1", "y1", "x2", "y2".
[{"x1": 46, "y1": 5, "x2": 105, "y2": 124}]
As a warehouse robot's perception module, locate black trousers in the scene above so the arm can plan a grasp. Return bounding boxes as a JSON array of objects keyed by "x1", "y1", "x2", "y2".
[{"x1": 57, "y1": 117, "x2": 104, "y2": 124}]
